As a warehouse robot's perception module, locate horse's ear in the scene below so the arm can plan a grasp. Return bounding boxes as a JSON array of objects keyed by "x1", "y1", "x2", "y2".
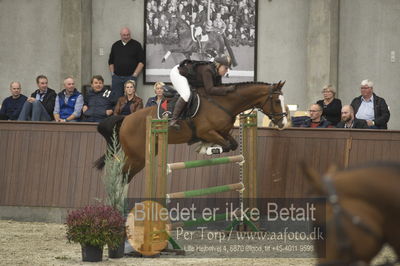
[
  {"x1": 300, "y1": 161, "x2": 326, "y2": 196},
  {"x1": 278, "y1": 80, "x2": 286, "y2": 90}
]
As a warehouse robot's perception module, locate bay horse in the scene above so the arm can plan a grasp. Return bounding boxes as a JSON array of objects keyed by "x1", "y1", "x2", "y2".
[
  {"x1": 96, "y1": 81, "x2": 288, "y2": 182},
  {"x1": 302, "y1": 162, "x2": 400, "y2": 265},
  {"x1": 161, "y1": 18, "x2": 237, "y2": 66}
]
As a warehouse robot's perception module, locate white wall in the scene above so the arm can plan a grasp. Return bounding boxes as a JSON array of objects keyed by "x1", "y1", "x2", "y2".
[
  {"x1": 0, "y1": 0, "x2": 62, "y2": 96},
  {"x1": 339, "y1": 0, "x2": 400, "y2": 129},
  {"x1": 258, "y1": 0, "x2": 310, "y2": 111}
]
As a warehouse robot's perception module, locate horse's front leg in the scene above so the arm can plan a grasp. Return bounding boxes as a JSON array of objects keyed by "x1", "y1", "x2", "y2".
[
  {"x1": 224, "y1": 134, "x2": 238, "y2": 151},
  {"x1": 200, "y1": 129, "x2": 232, "y2": 152}
]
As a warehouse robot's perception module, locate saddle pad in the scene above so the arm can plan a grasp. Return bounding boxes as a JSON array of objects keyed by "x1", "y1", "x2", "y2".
[{"x1": 157, "y1": 94, "x2": 201, "y2": 120}]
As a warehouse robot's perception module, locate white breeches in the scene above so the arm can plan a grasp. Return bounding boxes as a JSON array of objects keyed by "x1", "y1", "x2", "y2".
[{"x1": 170, "y1": 65, "x2": 191, "y2": 102}]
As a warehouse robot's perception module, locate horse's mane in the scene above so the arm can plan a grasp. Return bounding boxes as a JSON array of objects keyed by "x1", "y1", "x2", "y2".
[{"x1": 223, "y1": 82, "x2": 272, "y2": 86}]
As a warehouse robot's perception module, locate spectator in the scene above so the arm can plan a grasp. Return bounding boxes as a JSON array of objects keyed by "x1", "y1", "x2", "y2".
[
  {"x1": 0, "y1": 81, "x2": 27, "y2": 120},
  {"x1": 114, "y1": 80, "x2": 143, "y2": 116},
  {"x1": 108, "y1": 27, "x2": 145, "y2": 101},
  {"x1": 193, "y1": 3, "x2": 207, "y2": 36},
  {"x1": 336, "y1": 105, "x2": 368, "y2": 129},
  {"x1": 316, "y1": 85, "x2": 342, "y2": 126},
  {"x1": 239, "y1": 8, "x2": 251, "y2": 28},
  {"x1": 159, "y1": 14, "x2": 169, "y2": 29},
  {"x1": 53, "y1": 77, "x2": 83, "y2": 122},
  {"x1": 213, "y1": 13, "x2": 227, "y2": 34},
  {"x1": 0, "y1": 81, "x2": 28, "y2": 120},
  {"x1": 145, "y1": 82, "x2": 165, "y2": 107},
  {"x1": 18, "y1": 75, "x2": 56, "y2": 121},
  {"x1": 226, "y1": 16, "x2": 237, "y2": 32},
  {"x1": 300, "y1": 104, "x2": 332, "y2": 128},
  {"x1": 351, "y1": 79, "x2": 390, "y2": 129},
  {"x1": 152, "y1": 17, "x2": 161, "y2": 38},
  {"x1": 82, "y1": 75, "x2": 113, "y2": 122}
]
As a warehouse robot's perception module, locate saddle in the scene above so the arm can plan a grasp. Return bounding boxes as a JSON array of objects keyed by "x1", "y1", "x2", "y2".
[{"x1": 157, "y1": 86, "x2": 200, "y2": 120}]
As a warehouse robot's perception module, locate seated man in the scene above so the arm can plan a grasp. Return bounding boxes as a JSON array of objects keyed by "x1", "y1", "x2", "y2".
[
  {"x1": 18, "y1": 75, "x2": 56, "y2": 121},
  {"x1": 0, "y1": 81, "x2": 27, "y2": 120},
  {"x1": 300, "y1": 104, "x2": 332, "y2": 128},
  {"x1": 351, "y1": 79, "x2": 390, "y2": 129},
  {"x1": 53, "y1": 77, "x2": 83, "y2": 122},
  {"x1": 82, "y1": 75, "x2": 113, "y2": 122},
  {"x1": 336, "y1": 105, "x2": 368, "y2": 129}
]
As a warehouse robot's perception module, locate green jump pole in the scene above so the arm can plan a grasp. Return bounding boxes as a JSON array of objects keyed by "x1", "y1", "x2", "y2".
[
  {"x1": 167, "y1": 155, "x2": 244, "y2": 174},
  {"x1": 169, "y1": 212, "x2": 232, "y2": 230},
  {"x1": 166, "y1": 182, "x2": 244, "y2": 199}
]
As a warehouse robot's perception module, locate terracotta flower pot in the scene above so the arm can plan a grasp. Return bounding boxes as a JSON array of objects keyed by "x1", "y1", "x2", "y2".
[{"x1": 81, "y1": 244, "x2": 103, "y2": 262}]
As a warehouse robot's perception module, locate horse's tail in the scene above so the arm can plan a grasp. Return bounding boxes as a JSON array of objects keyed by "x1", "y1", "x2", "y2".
[
  {"x1": 223, "y1": 35, "x2": 238, "y2": 67},
  {"x1": 94, "y1": 115, "x2": 126, "y2": 170}
]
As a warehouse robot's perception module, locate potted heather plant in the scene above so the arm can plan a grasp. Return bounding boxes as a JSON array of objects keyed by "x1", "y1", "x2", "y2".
[
  {"x1": 66, "y1": 204, "x2": 125, "y2": 262},
  {"x1": 101, "y1": 130, "x2": 129, "y2": 258}
]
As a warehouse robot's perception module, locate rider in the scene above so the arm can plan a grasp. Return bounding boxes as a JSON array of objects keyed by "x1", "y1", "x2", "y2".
[{"x1": 169, "y1": 55, "x2": 235, "y2": 129}]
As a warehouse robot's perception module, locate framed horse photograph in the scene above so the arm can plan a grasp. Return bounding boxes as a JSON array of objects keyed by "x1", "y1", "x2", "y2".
[{"x1": 144, "y1": 0, "x2": 258, "y2": 84}]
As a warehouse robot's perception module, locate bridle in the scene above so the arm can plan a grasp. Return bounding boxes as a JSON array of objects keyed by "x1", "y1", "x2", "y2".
[
  {"x1": 318, "y1": 174, "x2": 389, "y2": 266},
  {"x1": 258, "y1": 84, "x2": 288, "y2": 126}
]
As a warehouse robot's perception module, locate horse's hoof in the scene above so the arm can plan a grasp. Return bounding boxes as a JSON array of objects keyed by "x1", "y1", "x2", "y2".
[{"x1": 161, "y1": 58, "x2": 166, "y2": 63}]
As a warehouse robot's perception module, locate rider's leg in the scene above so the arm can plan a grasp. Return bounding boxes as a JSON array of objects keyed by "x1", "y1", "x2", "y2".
[
  {"x1": 169, "y1": 65, "x2": 191, "y2": 129},
  {"x1": 169, "y1": 96, "x2": 187, "y2": 129}
]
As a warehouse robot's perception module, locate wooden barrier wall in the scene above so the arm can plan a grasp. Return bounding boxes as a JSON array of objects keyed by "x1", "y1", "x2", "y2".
[{"x1": 1, "y1": 121, "x2": 400, "y2": 209}]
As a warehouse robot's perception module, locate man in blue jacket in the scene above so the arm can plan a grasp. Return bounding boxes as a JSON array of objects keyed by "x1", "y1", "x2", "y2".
[
  {"x1": 0, "y1": 81, "x2": 27, "y2": 120},
  {"x1": 53, "y1": 77, "x2": 83, "y2": 122}
]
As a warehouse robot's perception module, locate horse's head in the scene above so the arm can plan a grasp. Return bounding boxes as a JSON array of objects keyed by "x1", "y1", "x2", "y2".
[
  {"x1": 259, "y1": 81, "x2": 288, "y2": 129},
  {"x1": 301, "y1": 163, "x2": 384, "y2": 265}
]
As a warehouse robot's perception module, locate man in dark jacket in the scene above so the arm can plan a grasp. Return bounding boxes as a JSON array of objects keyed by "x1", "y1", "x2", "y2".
[
  {"x1": 350, "y1": 79, "x2": 390, "y2": 129},
  {"x1": 18, "y1": 75, "x2": 56, "y2": 121},
  {"x1": 0, "y1": 81, "x2": 27, "y2": 120},
  {"x1": 336, "y1": 105, "x2": 368, "y2": 129},
  {"x1": 82, "y1": 75, "x2": 113, "y2": 122},
  {"x1": 300, "y1": 104, "x2": 332, "y2": 128}
]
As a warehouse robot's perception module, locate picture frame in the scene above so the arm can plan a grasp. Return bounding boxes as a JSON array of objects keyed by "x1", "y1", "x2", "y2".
[{"x1": 143, "y1": 0, "x2": 258, "y2": 84}]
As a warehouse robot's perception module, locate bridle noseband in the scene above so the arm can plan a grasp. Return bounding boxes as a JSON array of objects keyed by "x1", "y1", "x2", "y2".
[
  {"x1": 258, "y1": 85, "x2": 288, "y2": 126},
  {"x1": 318, "y1": 174, "x2": 387, "y2": 266}
]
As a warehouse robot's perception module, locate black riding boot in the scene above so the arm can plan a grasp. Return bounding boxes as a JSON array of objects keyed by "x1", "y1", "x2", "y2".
[{"x1": 169, "y1": 97, "x2": 187, "y2": 130}]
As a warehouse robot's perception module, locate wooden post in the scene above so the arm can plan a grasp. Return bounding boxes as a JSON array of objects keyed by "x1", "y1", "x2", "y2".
[
  {"x1": 344, "y1": 137, "x2": 352, "y2": 168},
  {"x1": 143, "y1": 116, "x2": 154, "y2": 254},
  {"x1": 155, "y1": 119, "x2": 169, "y2": 199},
  {"x1": 241, "y1": 112, "x2": 258, "y2": 210}
]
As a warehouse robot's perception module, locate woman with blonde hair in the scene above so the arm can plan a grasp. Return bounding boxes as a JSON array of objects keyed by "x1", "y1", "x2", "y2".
[
  {"x1": 145, "y1": 81, "x2": 165, "y2": 107},
  {"x1": 114, "y1": 80, "x2": 143, "y2": 115},
  {"x1": 316, "y1": 85, "x2": 342, "y2": 126}
]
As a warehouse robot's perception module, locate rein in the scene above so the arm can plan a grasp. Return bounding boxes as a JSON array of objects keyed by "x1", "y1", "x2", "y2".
[{"x1": 318, "y1": 174, "x2": 386, "y2": 266}]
